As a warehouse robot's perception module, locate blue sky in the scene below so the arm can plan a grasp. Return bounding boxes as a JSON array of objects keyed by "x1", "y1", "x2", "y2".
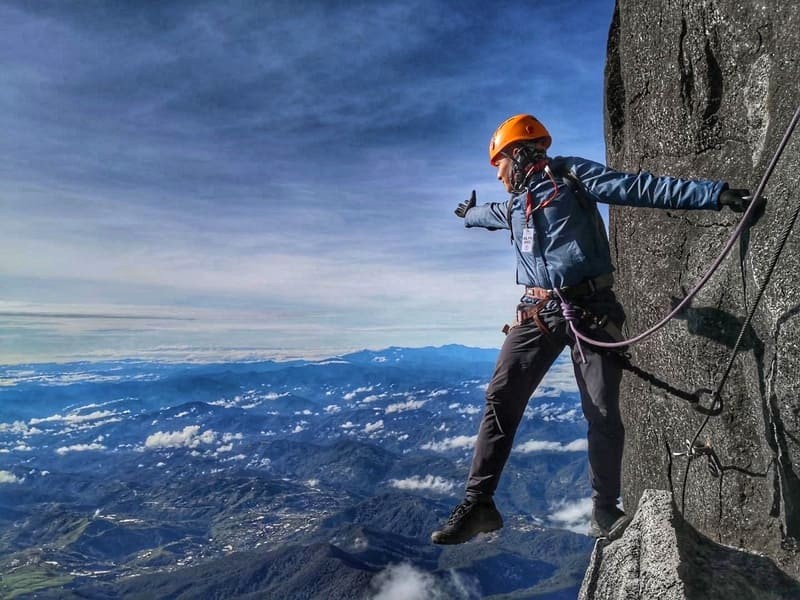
[{"x1": 1, "y1": 0, "x2": 615, "y2": 363}]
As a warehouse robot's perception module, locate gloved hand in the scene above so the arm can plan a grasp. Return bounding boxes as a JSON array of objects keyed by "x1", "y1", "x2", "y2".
[
  {"x1": 454, "y1": 190, "x2": 477, "y2": 218},
  {"x1": 719, "y1": 188, "x2": 754, "y2": 212}
]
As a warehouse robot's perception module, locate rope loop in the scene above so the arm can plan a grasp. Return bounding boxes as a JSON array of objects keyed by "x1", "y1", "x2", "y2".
[
  {"x1": 555, "y1": 290, "x2": 587, "y2": 364},
  {"x1": 566, "y1": 102, "x2": 800, "y2": 352}
]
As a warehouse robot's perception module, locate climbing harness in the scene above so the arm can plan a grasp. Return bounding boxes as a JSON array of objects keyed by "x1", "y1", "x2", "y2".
[
  {"x1": 506, "y1": 300, "x2": 553, "y2": 338},
  {"x1": 502, "y1": 274, "x2": 616, "y2": 337}
]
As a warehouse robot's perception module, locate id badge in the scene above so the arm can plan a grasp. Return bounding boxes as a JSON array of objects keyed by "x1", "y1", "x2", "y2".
[{"x1": 521, "y1": 228, "x2": 534, "y2": 253}]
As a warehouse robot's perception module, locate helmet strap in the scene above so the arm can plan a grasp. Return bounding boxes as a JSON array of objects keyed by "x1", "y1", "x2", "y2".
[{"x1": 506, "y1": 145, "x2": 548, "y2": 194}]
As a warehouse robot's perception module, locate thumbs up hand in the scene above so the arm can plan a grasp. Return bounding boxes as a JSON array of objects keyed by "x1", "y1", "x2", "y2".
[{"x1": 454, "y1": 190, "x2": 477, "y2": 218}]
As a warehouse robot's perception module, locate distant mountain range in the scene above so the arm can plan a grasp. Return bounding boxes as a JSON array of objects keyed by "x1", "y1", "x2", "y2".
[{"x1": 0, "y1": 345, "x2": 594, "y2": 599}]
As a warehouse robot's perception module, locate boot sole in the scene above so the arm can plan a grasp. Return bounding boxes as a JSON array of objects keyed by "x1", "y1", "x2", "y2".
[
  {"x1": 588, "y1": 515, "x2": 631, "y2": 540},
  {"x1": 430, "y1": 521, "x2": 503, "y2": 545}
]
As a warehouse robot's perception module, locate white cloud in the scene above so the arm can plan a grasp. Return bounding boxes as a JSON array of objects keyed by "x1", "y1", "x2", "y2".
[
  {"x1": 515, "y1": 438, "x2": 587, "y2": 453},
  {"x1": 532, "y1": 386, "x2": 563, "y2": 399},
  {"x1": 422, "y1": 435, "x2": 477, "y2": 452},
  {"x1": 368, "y1": 563, "x2": 479, "y2": 600},
  {"x1": 209, "y1": 397, "x2": 244, "y2": 409},
  {"x1": 222, "y1": 432, "x2": 243, "y2": 442},
  {"x1": 0, "y1": 421, "x2": 42, "y2": 436},
  {"x1": 428, "y1": 389, "x2": 449, "y2": 397},
  {"x1": 324, "y1": 404, "x2": 341, "y2": 414},
  {"x1": 388, "y1": 475, "x2": 455, "y2": 494},
  {"x1": 385, "y1": 399, "x2": 427, "y2": 414},
  {"x1": 344, "y1": 386, "x2": 374, "y2": 401},
  {"x1": 527, "y1": 402, "x2": 581, "y2": 423},
  {"x1": 445, "y1": 570, "x2": 482, "y2": 599},
  {"x1": 562, "y1": 438, "x2": 588, "y2": 451},
  {"x1": 0, "y1": 470, "x2": 21, "y2": 484},
  {"x1": 0, "y1": 370, "x2": 125, "y2": 387},
  {"x1": 144, "y1": 425, "x2": 217, "y2": 449},
  {"x1": 536, "y1": 354, "x2": 578, "y2": 394},
  {"x1": 217, "y1": 443, "x2": 233, "y2": 452},
  {"x1": 364, "y1": 420, "x2": 384, "y2": 434},
  {"x1": 55, "y1": 442, "x2": 106, "y2": 455},
  {"x1": 30, "y1": 410, "x2": 121, "y2": 426},
  {"x1": 341, "y1": 421, "x2": 356, "y2": 429},
  {"x1": 361, "y1": 394, "x2": 385, "y2": 404},
  {"x1": 549, "y1": 497, "x2": 593, "y2": 534},
  {"x1": 369, "y1": 563, "x2": 441, "y2": 600},
  {"x1": 292, "y1": 424, "x2": 306, "y2": 434},
  {"x1": 350, "y1": 535, "x2": 369, "y2": 551}
]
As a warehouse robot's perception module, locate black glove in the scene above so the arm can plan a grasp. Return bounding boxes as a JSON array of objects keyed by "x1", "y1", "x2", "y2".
[
  {"x1": 454, "y1": 190, "x2": 476, "y2": 218},
  {"x1": 719, "y1": 188, "x2": 753, "y2": 213}
]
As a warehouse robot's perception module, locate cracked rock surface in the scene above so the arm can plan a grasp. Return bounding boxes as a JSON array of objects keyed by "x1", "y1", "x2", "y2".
[
  {"x1": 579, "y1": 490, "x2": 800, "y2": 599},
  {"x1": 604, "y1": 0, "x2": 799, "y2": 580}
]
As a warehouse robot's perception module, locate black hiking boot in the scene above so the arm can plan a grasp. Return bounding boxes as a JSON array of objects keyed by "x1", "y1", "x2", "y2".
[
  {"x1": 430, "y1": 498, "x2": 503, "y2": 545},
  {"x1": 588, "y1": 504, "x2": 630, "y2": 539}
]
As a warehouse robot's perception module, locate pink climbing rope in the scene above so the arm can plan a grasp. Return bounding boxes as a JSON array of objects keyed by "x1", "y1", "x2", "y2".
[{"x1": 562, "y1": 102, "x2": 800, "y2": 350}]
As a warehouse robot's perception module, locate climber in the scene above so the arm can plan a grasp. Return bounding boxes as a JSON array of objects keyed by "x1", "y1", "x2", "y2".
[{"x1": 430, "y1": 114, "x2": 755, "y2": 544}]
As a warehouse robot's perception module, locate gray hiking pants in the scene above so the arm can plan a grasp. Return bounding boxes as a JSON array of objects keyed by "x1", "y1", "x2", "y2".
[{"x1": 465, "y1": 289, "x2": 625, "y2": 508}]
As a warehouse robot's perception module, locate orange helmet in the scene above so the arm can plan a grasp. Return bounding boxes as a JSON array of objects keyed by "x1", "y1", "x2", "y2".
[{"x1": 488, "y1": 114, "x2": 551, "y2": 165}]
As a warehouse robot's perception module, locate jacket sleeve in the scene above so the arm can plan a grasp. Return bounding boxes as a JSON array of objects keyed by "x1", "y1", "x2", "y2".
[
  {"x1": 564, "y1": 157, "x2": 726, "y2": 210},
  {"x1": 464, "y1": 201, "x2": 511, "y2": 230}
]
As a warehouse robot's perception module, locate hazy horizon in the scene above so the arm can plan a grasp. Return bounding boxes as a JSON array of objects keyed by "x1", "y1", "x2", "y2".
[{"x1": 2, "y1": 1, "x2": 614, "y2": 364}]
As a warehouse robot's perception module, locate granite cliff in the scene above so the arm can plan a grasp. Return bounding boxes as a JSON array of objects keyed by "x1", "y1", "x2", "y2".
[
  {"x1": 580, "y1": 490, "x2": 800, "y2": 599},
  {"x1": 589, "y1": 0, "x2": 800, "y2": 593}
]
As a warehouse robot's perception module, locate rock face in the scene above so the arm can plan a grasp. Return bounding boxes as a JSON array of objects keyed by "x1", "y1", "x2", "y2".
[
  {"x1": 579, "y1": 490, "x2": 800, "y2": 599},
  {"x1": 605, "y1": 0, "x2": 800, "y2": 581}
]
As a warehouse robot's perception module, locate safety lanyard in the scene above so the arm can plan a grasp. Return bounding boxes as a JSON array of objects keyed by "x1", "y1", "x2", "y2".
[{"x1": 524, "y1": 167, "x2": 561, "y2": 225}]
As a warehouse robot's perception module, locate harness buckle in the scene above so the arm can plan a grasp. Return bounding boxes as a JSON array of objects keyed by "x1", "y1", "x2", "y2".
[{"x1": 524, "y1": 287, "x2": 554, "y2": 301}]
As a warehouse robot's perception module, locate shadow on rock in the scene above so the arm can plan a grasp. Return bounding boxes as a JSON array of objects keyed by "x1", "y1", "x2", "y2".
[{"x1": 579, "y1": 490, "x2": 800, "y2": 600}]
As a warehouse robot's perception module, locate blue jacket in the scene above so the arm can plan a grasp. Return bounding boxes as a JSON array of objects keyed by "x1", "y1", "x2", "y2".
[{"x1": 464, "y1": 155, "x2": 727, "y2": 290}]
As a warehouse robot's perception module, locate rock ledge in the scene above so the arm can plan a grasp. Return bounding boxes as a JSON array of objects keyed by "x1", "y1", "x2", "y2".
[{"x1": 579, "y1": 489, "x2": 800, "y2": 600}]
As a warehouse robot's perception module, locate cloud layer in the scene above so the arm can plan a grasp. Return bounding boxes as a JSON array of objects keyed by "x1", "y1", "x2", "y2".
[
  {"x1": 0, "y1": 470, "x2": 21, "y2": 484},
  {"x1": 515, "y1": 438, "x2": 588, "y2": 453},
  {"x1": 388, "y1": 475, "x2": 455, "y2": 494},
  {"x1": 144, "y1": 425, "x2": 217, "y2": 449},
  {"x1": 422, "y1": 434, "x2": 477, "y2": 452},
  {"x1": 1, "y1": 1, "x2": 614, "y2": 363},
  {"x1": 369, "y1": 563, "x2": 480, "y2": 600},
  {"x1": 549, "y1": 497, "x2": 593, "y2": 534}
]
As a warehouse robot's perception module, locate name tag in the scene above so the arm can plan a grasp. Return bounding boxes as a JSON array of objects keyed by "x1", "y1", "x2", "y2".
[{"x1": 521, "y1": 228, "x2": 534, "y2": 253}]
